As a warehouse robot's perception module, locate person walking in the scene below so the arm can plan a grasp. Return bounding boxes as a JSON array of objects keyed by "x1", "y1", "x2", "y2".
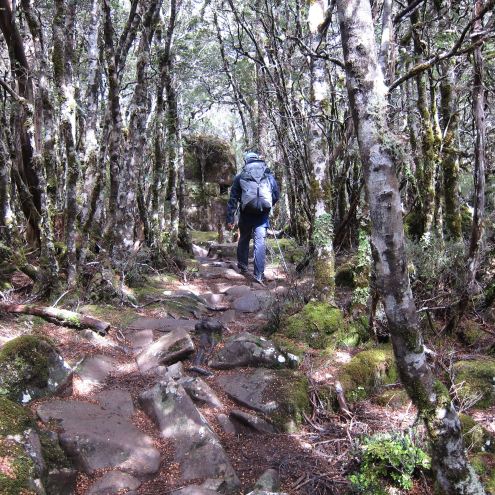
[{"x1": 226, "y1": 151, "x2": 280, "y2": 285}]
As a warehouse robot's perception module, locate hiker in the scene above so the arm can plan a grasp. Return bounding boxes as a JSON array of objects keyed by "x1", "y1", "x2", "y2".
[{"x1": 226, "y1": 151, "x2": 280, "y2": 285}]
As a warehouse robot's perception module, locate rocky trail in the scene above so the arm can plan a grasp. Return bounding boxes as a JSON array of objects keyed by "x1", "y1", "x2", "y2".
[
  {"x1": 9, "y1": 248, "x2": 331, "y2": 495},
  {"x1": 2, "y1": 244, "x2": 495, "y2": 495}
]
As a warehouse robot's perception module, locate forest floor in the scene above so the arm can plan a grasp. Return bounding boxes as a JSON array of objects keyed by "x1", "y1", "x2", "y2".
[{"x1": 1, "y1": 236, "x2": 494, "y2": 495}]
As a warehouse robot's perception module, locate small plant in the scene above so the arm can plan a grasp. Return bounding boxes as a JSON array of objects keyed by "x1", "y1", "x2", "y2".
[{"x1": 349, "y1": 432, "x2": 430, "y2": 494}]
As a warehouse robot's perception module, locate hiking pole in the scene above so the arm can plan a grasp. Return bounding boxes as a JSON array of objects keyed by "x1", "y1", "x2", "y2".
[{"x1": 267, "y1": 220, "x2": 290, "y2": 275}]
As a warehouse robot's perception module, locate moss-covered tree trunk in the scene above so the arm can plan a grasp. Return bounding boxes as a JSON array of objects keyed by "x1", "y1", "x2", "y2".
[
  {"x1": 53, "y1": 0, "x2": 80, "y2": 287},
  {"x1": 308, "y1": 0, "x2": 335, "y2": 301},
  {"x1": 336, "y1": 0, "x2": 485, "y2": 493}
]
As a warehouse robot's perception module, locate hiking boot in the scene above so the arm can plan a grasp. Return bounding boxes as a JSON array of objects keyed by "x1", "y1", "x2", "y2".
[
  {"x1": 253, "y1": 275, "x2": 266, "y2": 287},
  {"x1": 237, "y1": 265, "x2": 248, "y2": 275}
]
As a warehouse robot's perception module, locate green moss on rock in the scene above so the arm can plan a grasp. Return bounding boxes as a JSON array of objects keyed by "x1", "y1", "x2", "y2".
[
  {"x1": 267, "y1": 370, "x2": 310, "y2": 433},
  {"x1": 283, "y1": 302, "x2": 345, "y2": 350},
  {"x1": 470, "y1": 452, "x2": 495, "y2": 494},
  {"x1": 271, "y1": 334, "x2": 308, "y2": 361},
  {"x1": 460, "y1": 414, "x2": 494, "y2": 453},
  {"x1": 338, "y1": 346, "x2": 397, "y2": 402},
  {"x1": 0, "y1": 397, "x2": 33, "y2": 436},
  {"x1": 0, "y1": 437, "x2": 36, "y2": 494},
  {"x1": 0, "y1": 336, "x2": 52, "y2": 402},
  {"x1": 454, "y1": 359, "x2": 495, "y2": 408},
  {"x1": 459, "y1": 321, "x2": 487, "y2": 347},
  {"x1": 38, "y1": 432, "x2": 70, "y2": 471}
]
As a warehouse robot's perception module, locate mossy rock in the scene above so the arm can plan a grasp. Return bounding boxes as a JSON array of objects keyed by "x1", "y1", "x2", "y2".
[
  {"x1": 460, "y1": 414, "x2": 494, "y2": 453},
  {"x1": 282, "y1": 302, "x2": 346, "y2": 350},
  {"x1": 373, "y1": 388, "x2": 410, "y2": 409},
  {"x1": 38, "y1": 431, "x2": 71, "y2": 472},
  {"x1": 266, "y1": 370, "x2": 310, "y2": 433},
  {"x1": 460, "y1": 321, "x2": 487, "y2": 347},
  {"x1": 0, "y1": 335, "x2": 71, "y2": 404},
  {"x1": 453, "y1": 359, "x2": 495, "y2": 409},
  {"x1": 271, "y1": 334, "x2": 308, "y2": 361},
  {"x1": 470, "y1": 452, "x2": 495, "y2": 494},
  {"x1": 0, "y1": 397, "x2": 33, "y2": 436},
  {"x1": 338, "y1": 346, "x2": 397, "y2": 402},
  {"x1": 0, "y1": 437, "x2": 37, "y2": 494}
]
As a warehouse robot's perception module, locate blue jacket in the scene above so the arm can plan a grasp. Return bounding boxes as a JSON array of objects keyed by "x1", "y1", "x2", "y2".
[{"x1": 226, "y1": 169, "x2": 280, "y2": 228}]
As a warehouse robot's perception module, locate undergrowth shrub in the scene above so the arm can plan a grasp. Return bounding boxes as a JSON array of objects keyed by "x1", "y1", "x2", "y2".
[{"x1": 349, "y1": 432, "x2": 430, "y2": 494}]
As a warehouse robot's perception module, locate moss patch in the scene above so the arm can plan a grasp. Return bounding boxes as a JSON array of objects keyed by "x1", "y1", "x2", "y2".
[
  {"x1": 338, "y1": 346, "x2": 397, "y2": 402},
  {"x1": 373, "y1": 389, "x2": 410, "y2": 409},
  {"x1": 0, "y1": 335, "x2": 53, "y2": 402},
  {"x1": 459, "y1": 321, "x2": 487, "y2": 347},
  {"x1": 470, "y1": 452, "x2": 495, "y2": 494},
  {"x1": 191, "y1": 230, "x2": 218, "y2": 246},
  {"x1": 266, "y1": 238, "x2": 305, "y2": 264},
  {"x1": 266, "y1": 370, "x2": 310, "y2": 433},
  {"x1": 282, "y1": 302, "x2": 345, "y2": 350},
  {"x1": 0, "y1": 398, "x2": 33, "y2": 436},
  {"x1": 453, "y1": 359, "x2": 495, "y2": 408},
  {"x1": 38, "y1": 432, "x2": 70, "y2": 471},
  {"x1": 271, "y1": 334, "x2": 308, "y2": 361},
  {"x1": 460, "y1": 414, "x2": 494, "y2": 453},
  {"x1": 0, "y1": 437, "x2": 36, "y2": 494}
]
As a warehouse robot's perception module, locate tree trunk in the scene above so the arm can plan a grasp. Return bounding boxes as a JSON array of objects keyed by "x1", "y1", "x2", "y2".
[
  {"x1": 336, "y1": 0, "x2": 485, "y2": 493},
  {"x1": 308, "y1": 1, "x2": 335, "y2": 301}
]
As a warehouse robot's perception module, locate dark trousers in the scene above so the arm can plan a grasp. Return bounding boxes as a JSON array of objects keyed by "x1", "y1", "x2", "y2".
[{"x1": 237, "y1": 223, "x2": 267, "y2": 279}]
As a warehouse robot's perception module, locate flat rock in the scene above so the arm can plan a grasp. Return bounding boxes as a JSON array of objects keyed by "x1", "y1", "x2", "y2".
[
  {"x1": 230, "y1": 410, "x2": 277, "y2": 434},
  {"x1": 136, "y1": 328, "x2": 195, "y2": 373},
  {"x1": 128, "y1": 317, "x2": 196, "y2": 333},
  {"x1": 201, "y1": 292, "x2": 230, "y2": 310},
  {"x1": 215, "y1": 369, "x2": 277, "y2": 414},
  {"x1": 74, "y1": 355, "x2": 117, "y2": 394},
  {"x1": 178, "y1": 376, "x2": 223, "y2": 408},
  {"x1": 139, "y1": 382, "x2": 240, "y2": 492},
  {"x1": 95, "y1": 389, "x2": 134, "y2": 418},
  {"x1": 36, "y1": 400, "x2": 160, "y2": 475},
  {"x1": 219, "y1": 309, "x2": 236, "y2": 324},
  {"x1": 201, "y1": 266, "x2": 246, "y2": 281},
  {"x1": 151, "y1": 362, "x2": 184, "y2": 381},
  {"x1": 209, "y1": 332, "x2": 289, "y2": 369},
  {"x1": 126, "y1": 329, "x2": 154, "y2": 351},
  {"x1": 232, "y1": 292, "x2": 265, "y2": 312},
  {"x1": 192, "y1": 244, "x2": 209, "y2": 258},
  {"x1": 253, "y1": 468, "x2": 281, "y2": 491},
  {"x1": 88, "y1": 471, "x2": 141, "y2": 495},
  {"x1": 215, "y1": 369, "x2": 310, "y2": 432},
  {"x1": 217, "y1": 414, "x2": 237, "y2": 434},
  {"x1": 172, "y1": 487, "x2": 219, "y2": 495},
  {"x1": 225, "y1": 285, "x2": 252, "y2": 298}
]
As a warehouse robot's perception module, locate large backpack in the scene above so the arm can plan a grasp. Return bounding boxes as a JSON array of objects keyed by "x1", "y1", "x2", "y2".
[{"x1": 239, "y1": 161, "x2": 273, "y2": 215}]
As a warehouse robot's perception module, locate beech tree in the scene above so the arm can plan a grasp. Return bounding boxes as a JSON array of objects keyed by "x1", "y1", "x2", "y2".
[{"x1": 336, "y1": 0, "x2": 485, "y2": 492}]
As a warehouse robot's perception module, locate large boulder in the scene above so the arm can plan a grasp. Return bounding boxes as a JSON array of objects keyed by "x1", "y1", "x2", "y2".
[
  {"x1": 184, "y1": 134, "x2": 235, "y2": 186},
  {"x1": 215, "y1": 368, "x2": 310, "y2": 432},
  {"x1": 0, "y1": 335, "x2": 71, "y2": 403},
  {"x1": 136, "y1": 328, "x2": 195, "y2": 373},
  {"x1": 0, "y1": 397, "x2": 75, "y2": 495},
  {"x1": 139, "y1": 381, "x2": 240, "y2": 493},
  {"x1": 209, "y1": 332, "x2": 296, "y2": 369},
  {"x1": 454, "y1": 359, "x2": 495, "y2": 408},
  {"x1": 36, "y1": 399, "x2": 160, "y2": 475}
]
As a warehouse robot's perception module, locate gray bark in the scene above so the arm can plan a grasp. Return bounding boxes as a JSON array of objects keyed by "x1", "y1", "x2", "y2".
[{"x1": 336, "y1": 0, "x2": 485, "y2": 493}]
